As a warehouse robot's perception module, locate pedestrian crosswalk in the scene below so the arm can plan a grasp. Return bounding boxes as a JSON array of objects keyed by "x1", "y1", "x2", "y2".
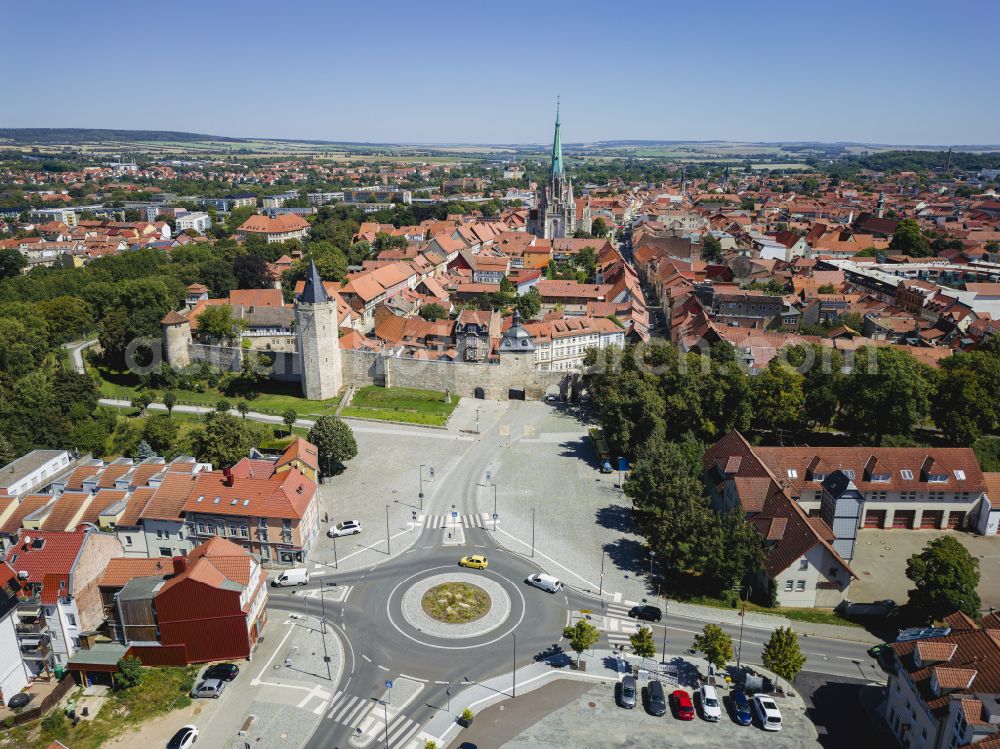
[
  {"x1": 325, "y1": 691, "x2": 371, "y2": 726},
  {"x1": 600, "y1": 603, "x2": 642, "y2": 648},
  {"x1": 423, "y1": 512, "x2": 491, "y2": 529},
  {"x1": 323, "y1": 691, "x2": 422, "y2": 747}
]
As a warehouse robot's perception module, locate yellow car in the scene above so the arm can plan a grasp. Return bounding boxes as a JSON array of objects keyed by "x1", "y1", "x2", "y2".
[{"x1": 459, "y1": 555, "x2": 488, "y2": 570}]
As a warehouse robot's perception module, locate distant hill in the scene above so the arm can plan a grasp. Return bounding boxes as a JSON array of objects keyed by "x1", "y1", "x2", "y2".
[{"x1": 0, "y1": 128, "x2": 248, "y2": 145}]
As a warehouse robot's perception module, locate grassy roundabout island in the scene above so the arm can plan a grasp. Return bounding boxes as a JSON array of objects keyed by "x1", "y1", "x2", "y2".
[{"x1": 421, "y1": 581, "x2": 492, "y2": 624}]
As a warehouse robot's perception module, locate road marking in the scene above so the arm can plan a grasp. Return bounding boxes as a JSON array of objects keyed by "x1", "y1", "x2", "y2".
[
  {"x1": 312, "y1": 700, "x2": 328, "y2": 715},
  {"x1": 434, "y1": 680, "x2": 449, "y2": 685},
  {"x1": 398, "y1": 673, "x2": 428, "y2": 683},
  {"x1": 495, "y1": 527, "x2": 599, "y2": 589},
  {"x1": 836, "y1": 656, "x2": 861, "y2": 661},
  {"x1": 378, "y1": 664, "x2": 390, "y2": 671},
  {"x1": 250, "y1": 619, "x2": 297, "y2": 686},
  {"x1": 362, "y1": 654, "x2": 372, "y2": 663}
]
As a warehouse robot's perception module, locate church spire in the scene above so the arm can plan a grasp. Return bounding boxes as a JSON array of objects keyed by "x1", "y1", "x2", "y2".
[{"x1": 550, "y1": 97, "x2": 563, "y2": 177}]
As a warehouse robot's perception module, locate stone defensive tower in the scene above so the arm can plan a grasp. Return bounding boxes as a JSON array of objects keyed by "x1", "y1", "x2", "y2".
[
  {"x1": 160, "y1": 310, "x2": 192, "y2": 368},
  {"x1": 296, "y1": 261, "x2": 343, "y2": 400}
]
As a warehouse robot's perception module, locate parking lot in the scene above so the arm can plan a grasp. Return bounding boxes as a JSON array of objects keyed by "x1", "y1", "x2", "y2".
[
  {"x1": 848, "y1": 529, "x2": 1000, "y2": 608},
  {"x1": 500, "y1": 680, "x2": 819, "y2": 749}
]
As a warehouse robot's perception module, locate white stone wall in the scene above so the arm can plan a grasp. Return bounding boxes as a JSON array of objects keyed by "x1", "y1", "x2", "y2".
[{"x1": 0, "y1": 612, "x2": 29, "y2": 702}]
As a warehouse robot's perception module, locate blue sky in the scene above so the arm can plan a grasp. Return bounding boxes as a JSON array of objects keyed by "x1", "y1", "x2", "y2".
[{"x1": 4, "y1": 0, "x2": 998, "y2": 145}]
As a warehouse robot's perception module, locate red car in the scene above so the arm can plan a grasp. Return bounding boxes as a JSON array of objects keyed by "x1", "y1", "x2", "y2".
[{"x1": 670, "y1": 689, "x2": 695, "y2": 720}]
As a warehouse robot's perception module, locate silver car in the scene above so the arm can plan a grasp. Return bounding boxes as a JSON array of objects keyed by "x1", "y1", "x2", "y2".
[{"x1": 190, "y1": 678, "x2": 225, "y2": 699}]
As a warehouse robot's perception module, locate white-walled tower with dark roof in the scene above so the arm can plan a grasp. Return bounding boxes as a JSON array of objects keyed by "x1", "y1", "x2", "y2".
[{"x1": 296, "y1": 261, "x2": 342, "y2": 400}]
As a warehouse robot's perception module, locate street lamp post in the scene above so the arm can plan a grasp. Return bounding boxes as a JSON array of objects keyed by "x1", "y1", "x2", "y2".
[
  {"x1": 736, "y1": 585, "x2": 752, "y2": 670},
  {"x1": 332, "y1": 533, "x2": 338, "y2": 569},
  {"x1": 476, "y1": 408, "x2": 480, "y2": 435},
  {"x1": 512, "y1": 632, "x2": 517, "y2": 698},
  {"x1": 649, "y1": 551, "x2": 655, "y2": 578},
  {"x1": 418, "y1": 464, "x2": 425, "y2": 512},
  {"x1": 493, "y1": 484, "x2": 498, "y2": 531},
  {"x1": 385, "y1": 505, "x2": 391, "y2": 554},
  {"x1": 382, "y1": 699, "x2": 389, "y2": 749},
  {"x1": 319, "y1": 584, "x2": 331, "y2": 680},
  {"x1": 599, "y1": 547, "x2": 606, "y2": 597}
]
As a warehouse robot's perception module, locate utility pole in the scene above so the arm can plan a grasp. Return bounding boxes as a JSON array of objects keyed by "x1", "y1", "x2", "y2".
[
  {"x1": 599, "y1": 548, "x2": 606, "y2": 597},
  {"x1": 418, "y1": 464, "x2": 425, "y2": 512},
  {"x1": 385, "y1": 505, "x2": 391, "y2": 554},
  {"x1": 332, "y1": 533, "x2": 338, "y2": 569},
  {"x1": 493, "y1": 484, "x2": 498, "y2": 531},
  {"x1": 649, "y1": 550, "x2": 655, "y2": 578},
  {"x1": 512, "y1": 632, "x2": 517, "y2": 698},
  {"x1": 319, "y1": 584, "x2": 331, "y2": 680},
  {"x1": 736, "y1": 585, "x2": 752, "y2": 670},
  {"x1": 531, "y1": 508, "x2": 535, "y2": 558}
]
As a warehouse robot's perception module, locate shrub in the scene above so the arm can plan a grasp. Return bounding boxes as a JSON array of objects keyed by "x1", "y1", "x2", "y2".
[
  {"x1": 116, "y1": 655, "x2": 144, "y2": 690},
  {"x1": 460, "y1": 708, "x2": 474, "y2": 722}
]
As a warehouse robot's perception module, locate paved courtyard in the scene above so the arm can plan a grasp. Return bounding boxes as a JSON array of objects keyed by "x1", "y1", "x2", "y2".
[{"x1": 848, "y1": 529, "x2": 1000, "y2": 608}]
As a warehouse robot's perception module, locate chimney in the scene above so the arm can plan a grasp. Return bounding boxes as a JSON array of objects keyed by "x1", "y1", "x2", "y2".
[
  {"x1": 171, "y1": 556, "x2": 187, "y2": 576},
  {"x1": 223, "y1": 467, "x2": 234, "y2": 487}
]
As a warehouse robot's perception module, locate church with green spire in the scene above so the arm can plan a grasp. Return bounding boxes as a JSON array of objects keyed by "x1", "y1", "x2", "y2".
[{"x1": 527, "y1": 101, "x2": 578, "y2": 239}]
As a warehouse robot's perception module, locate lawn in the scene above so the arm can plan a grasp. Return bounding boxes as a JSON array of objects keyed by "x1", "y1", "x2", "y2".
[
  {"x1": 2, "y1": 666, "x2": 197, "y2": 749},
  {"x1": 683, "y1": 594, "x2": 862, "y2": 628},
  {"x1": 340, "y1": 386, "x2": 459, "y2": 426},
  {"x1": 91, "y1": 363, "x2": 341, "y2": 418}
]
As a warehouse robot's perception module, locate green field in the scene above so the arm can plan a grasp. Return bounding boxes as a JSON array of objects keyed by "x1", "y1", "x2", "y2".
[{"x1": 340, "y1": 386, "x2": 459, "y2": 426}]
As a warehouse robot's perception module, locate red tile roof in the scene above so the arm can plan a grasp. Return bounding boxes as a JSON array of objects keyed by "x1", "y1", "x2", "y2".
[
  {"x1": 4, "y1": 530, "x2": 86, "y2": 584},
  {"x1": 99, "y1": 557, "x2": 171, "y2": 587}
]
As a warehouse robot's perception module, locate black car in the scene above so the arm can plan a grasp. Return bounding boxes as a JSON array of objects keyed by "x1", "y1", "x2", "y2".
[
  {"x1": 5, "y1": 692, "x2": 32, "y2": 709},
  {"x1": 629, "y1": 605, "x2": 662, "y2": 623},
  {"x1": 203, "y1": 663, "x2": 239, "y2": 682},
  {"x1": 645, "y1": 680, "x2": 667, "y2": 717}
]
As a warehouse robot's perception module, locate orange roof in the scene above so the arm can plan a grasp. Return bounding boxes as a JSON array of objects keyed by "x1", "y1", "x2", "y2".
[
  {"x1": 275, "y1": 438, "x2": 319, "y2": 473},
  {"x1": 99, "y1": 557, "x2": 170, "y2": 587},
  {"x1": 185, "y1": 461, "x2": 315, "y2": 520},
  {"x1": 238, "y1": 214, "x2": 309, "y2": 234}
]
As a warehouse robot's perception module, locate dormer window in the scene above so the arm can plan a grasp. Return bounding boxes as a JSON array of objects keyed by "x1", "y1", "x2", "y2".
[
  {"x1": 812, "y1": 473, "x2": 825, "y2": 483},
  {"x1": 928, "y1": 473, "x2": 948, "y2": 483},
  {"x1": 871, "y1": 472, "x2": 890, "y2": 482},
  {"x1": 901, "y1": 470, "x2": 913, "y2": 480},
  {"x1": 787, "y1": 469, "x2": 798, "y2": 479},
  {"x1": 954, "y1": 470, "x2": 966, "y2": 481},
  {"x1": 843, "y1": 469, "x2": 855, "y2": 480}
]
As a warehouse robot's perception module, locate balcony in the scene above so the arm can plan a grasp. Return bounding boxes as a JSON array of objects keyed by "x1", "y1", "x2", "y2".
[{"x1": 15, "y1": 620, "x2": 48, "y2": 636}]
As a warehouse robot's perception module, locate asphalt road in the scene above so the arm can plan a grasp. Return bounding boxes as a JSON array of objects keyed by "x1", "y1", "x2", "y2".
[{"x1": 265, "y1": 403, "x2": 879, "y2": 748}]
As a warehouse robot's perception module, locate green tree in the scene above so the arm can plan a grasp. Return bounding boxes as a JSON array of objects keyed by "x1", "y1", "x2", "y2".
[
  {"x1": 761, "y1": 627, "x2": 807, "y2": 684},
  {"x1": 308, "y1": 416, "x2": 358, "y2": 475},
  {"x1": 53, "y1": 370, "x2": 99, "y2": 418},
  {"x1": 590, "y1": 217, "x2": 608, "y2": 237},
  {"x1": 134, "y1": 439, "x2": 155, "y2": 461},
  {"x1": 418, "y1": 303, "x2": 447, "y2": 322},
  {"x1": 701, "y1": 233, "x2": 723, "y2": 263},
  {"x1": 191, "y1": 412, "x2": 256, "y2": 468},
  {"x1": 889, "y1": 218, "x2": 932, "y2": 258},
  {"x1": 562, "y1": 620, "x2": 600, "y2": 665},
  {"x1": 750, "y1": 361, "x2": 805, "y2": 434},
  {"x1": 931, "y1": 351, "x2": 1000, "y2": 445},
  {"x1": 906, "y1": 536, "x2": 981, "y2": 620},
  {"x1": 282, "y1": 408, "x2": 298, "y2": 436},
  {"x1": 836, "y1": 346, "x2": 931, "y2": 443},
  {"x1": 70, "y1": 419, "x2": 110, "y2": 457},
  {"x1": 237, "y1": 400, "x2": 250, "y2": 420},
  {"x1": 784, "y1": 344, "x2": 843, "y2": 428},
  {"x1": 37, "y1": 296, "x2": 94, "y2": 345},
  {"x1": 693, "y1": 624, "x2": 733, "y2": 671},
  {"x1": 131, "y1": 392, "x2": 153, "y2": 415},
  {"x1": 215, "y1": 398, "x2": 232, "y2": 414},
  {"x1": 629, "y1": 624, "x2": 656, "y2": 661},
  {"x1": 142, "y1": 414, "x2": 178, "y2": 455},
  {"x1": 196, "y1": 305, "x2": 245, "y2": 344},
  {"x1": 116, "y1": 656, "x2": 144, "y2": 690},
  {"x1": 515, "y1": 287, "x2": 542, "y2": 321},
  {"x1": 0, "y1": 434, "x2": 15, "y2": 466},
  {"x1": 233, "y1": 253, "x2": 275, "y2": 289},
  {"x1": 0, "y1": 248, "x2": 27, "y2": 279},
  {"x1": 163, "y1": 390, "x2": 177, "y2": 415}
]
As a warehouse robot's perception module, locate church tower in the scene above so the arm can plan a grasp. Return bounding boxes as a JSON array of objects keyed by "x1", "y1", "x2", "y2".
[
  {"x1": 528, "y1": 101, "x2": 577, "y2": 239},
  {"x1": 296, "y1": 261, "x2": 342, "y2": 400}
]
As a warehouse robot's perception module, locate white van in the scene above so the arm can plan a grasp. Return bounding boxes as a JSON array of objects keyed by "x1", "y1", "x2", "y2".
[
  {"x1": 272, "y1": 568, "x2": 310, "y2": 587},
  {"x1": 525, "y1": 573, "x2": 563, "y2": 593}
]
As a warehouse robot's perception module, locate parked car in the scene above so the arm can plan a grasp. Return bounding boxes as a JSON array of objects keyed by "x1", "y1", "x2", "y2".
[
  {"x1": 190, "y1": 679, "x2": 226, "y2": 699},
  {"x1": 5, "y1": 692, "x2": 32, "y2": 709},
  {"x1": 645, "y1": 680, "x2": 667, "y2": 717},
  {"x1": 618, "y1": 675, "x2": 637, "y2": 709},
  {"x1": 525, "y1": 573, "x2": 563, "y2": 593},
  {"x1": 628, "y1": 605, "x2": 662, "y2": 622},
  {"x1": 699, "y1": 684, "x2": 722, "y2": 721},
  {"x1": 328, "y1": 519, "x2": 362, "y2": 538},
  {"x1": 272, "y1": 568, "x2": 309, "y2": 587},
  {"x1": 203, "y1": 662, "x2": 239, "y2": 682},
  {"x1": 752, "y1": 694, "x2": 782, "y2": 731},
  {"x1": 730, "y1": 687, "x2": 753, "y2": 726},
  {"x1": 670, "y1": 689, "x2": 695, "y2": 720},
  {"x1": 459, "y1": 554, "x2": 488, "y2": 569},
  {"x1": 166, "y1": 725, "x2": 199, "y2": 749}
]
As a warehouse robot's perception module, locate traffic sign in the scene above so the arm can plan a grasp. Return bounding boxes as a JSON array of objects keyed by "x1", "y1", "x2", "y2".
[
  {"x1": 485, "y1": 471, "x2": 492, "y2": 484},
  {"x1": 429, "y1": 467, "x2": 435, "y2": 479},
  {"x1": 492, "y1": 513, "x2": 498, "y2": 519},
  {"x1": 385, "y1": 680, "x2": 393, "y2": 689},
  {"x1": 451, "y1": 511, "x2": 458, "y2": 518}
]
